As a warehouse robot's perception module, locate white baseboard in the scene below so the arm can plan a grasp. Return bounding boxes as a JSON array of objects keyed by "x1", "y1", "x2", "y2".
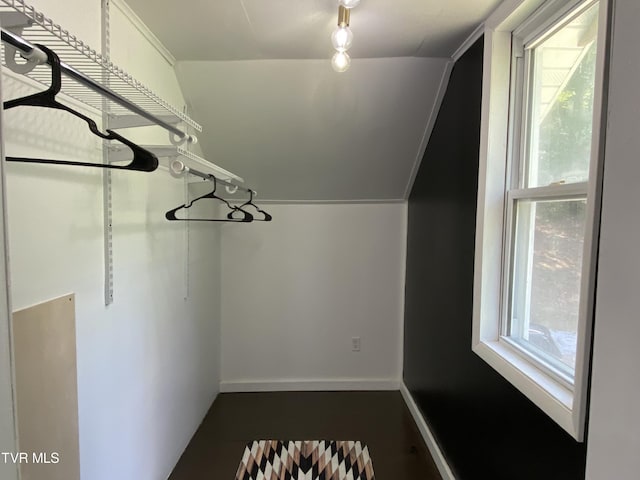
[
  {"x1": 220, "y1": 378, "x2": 400, "y2": 393},
  {"x1": 400, "y1": 382, "x2": 456, "y2": 480}
]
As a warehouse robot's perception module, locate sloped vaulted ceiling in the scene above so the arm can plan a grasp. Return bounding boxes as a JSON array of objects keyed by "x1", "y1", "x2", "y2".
[
  {"x1": 125, "y1": 0, "x2": 502, "y2": 201},
  {"x1": 176, "y1": 58, "x2": 449, "y2": 201}
]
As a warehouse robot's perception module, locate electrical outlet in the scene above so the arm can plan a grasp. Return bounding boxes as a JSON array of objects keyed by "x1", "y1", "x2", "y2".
[{"x1": 352, "y1": 336, "x2": 361, "y2": 352}]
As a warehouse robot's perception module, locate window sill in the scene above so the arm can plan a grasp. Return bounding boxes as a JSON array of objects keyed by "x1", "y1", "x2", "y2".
[{"x1": 472, "y1": 339, "x2": 578, "y2": 438}]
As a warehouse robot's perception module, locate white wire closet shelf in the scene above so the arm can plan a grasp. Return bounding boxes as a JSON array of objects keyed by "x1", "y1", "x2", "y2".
[
  {"x1": 0, "y1": 0, "x2": 202, "y2": 142},
  {"x1": 109, "y1": 144, "x2": 245, "y2": 185}
]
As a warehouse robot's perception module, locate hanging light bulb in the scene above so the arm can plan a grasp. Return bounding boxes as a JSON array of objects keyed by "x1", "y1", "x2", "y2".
[
  {"x1": 339, "y1": 0, "x2": 361, "y2": 8},
  {"x1": 331, "y1": 25, "x2": 353, "y2": 52},
  {"x1": 330, "y1": 2, "x2": 357, "y2": 72},
  {"x1": 331, "y1": 51, "x2": 351, "y2": 72}
]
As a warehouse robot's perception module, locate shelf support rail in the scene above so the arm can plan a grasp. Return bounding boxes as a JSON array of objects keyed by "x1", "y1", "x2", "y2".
[
  {"x1": 0, "y1": 28, "x2": 196, "y2": 144},
  {"x1": 169, "y1": 159, "x2": 253, "y2": 196}
]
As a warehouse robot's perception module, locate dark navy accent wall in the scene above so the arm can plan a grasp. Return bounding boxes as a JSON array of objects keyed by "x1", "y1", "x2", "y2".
[{"x1": 403, "y1": 38, "x2": 587, "y2": 479}]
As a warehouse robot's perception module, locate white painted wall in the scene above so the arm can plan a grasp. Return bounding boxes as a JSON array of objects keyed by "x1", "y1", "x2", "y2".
[
  {"x1": 0, "y1": 75, "x2": 18, "y2": 480},
  {"x1": 1, "y1": 1, "x2": 221, "y2": 480},
  {"x1": 220, "y1": 203, "x2": 407, "y2": 391},
  {"x1": 586, "y1": 0, "x2": 640, "y2": 477}
]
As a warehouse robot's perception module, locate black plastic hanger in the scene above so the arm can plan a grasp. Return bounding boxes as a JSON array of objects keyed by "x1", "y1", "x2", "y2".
[
  {"x1": 3, "y1": 44, "x2": 158, "y2": 172},
  {"x1": 165, "y1": 176, "x2": 254, "y2": 222},
  {"x1": 227, "y1": 189, "x2": 272, "y2": 221}
]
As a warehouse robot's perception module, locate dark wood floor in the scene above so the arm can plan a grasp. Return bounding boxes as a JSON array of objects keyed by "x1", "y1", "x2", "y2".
[{"x1": 168, "y1": 391, "x2": 441, "y2": 480}]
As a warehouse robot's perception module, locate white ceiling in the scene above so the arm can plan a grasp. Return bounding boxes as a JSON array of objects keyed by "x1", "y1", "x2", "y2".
[
  {"x1": 177, "y1": 57, "x2": 449, "y2": 200},
  {"x1": 124, "y1": 0, "x2": 502, "y2": 200},
  {"x1": 126, "y1": 0, "x2": 500, "y2": 60}
]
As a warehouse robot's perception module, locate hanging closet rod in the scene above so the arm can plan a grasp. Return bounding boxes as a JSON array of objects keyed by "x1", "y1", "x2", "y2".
[
  {"x1": 1, "y1": 28, "x2": 192, "y2": 141},
  {"x1": 170, "y1": 159, "x2": 253, "y2": 195}
]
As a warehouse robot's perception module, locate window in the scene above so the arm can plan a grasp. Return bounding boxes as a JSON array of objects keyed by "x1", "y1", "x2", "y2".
[{"x1": 473, "y1": 0, "x2": 609, "y2": 440}]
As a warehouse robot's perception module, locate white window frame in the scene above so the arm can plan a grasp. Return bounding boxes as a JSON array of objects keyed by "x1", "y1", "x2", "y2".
[{"x1": 472, "y1": 0, "x2": 610, "y2": 441}]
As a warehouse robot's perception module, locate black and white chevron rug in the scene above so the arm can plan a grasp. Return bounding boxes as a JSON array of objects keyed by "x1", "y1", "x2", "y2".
[{"x1": 235, "y1": 440, "x2": 375, "y2": 480}]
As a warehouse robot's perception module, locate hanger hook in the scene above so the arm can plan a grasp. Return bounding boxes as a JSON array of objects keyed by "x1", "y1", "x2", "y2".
[{"x1": 34, "y1": 44, "x2": 62, "y2": 96}]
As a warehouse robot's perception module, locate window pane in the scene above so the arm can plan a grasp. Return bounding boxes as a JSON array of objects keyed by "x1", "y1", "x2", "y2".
[
  {"x1": 525, "y1": 4, "x2": 599, "y2": 188},
  {"x1": 509, "y1": 199, "x2": 587, "y2": 376}
]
